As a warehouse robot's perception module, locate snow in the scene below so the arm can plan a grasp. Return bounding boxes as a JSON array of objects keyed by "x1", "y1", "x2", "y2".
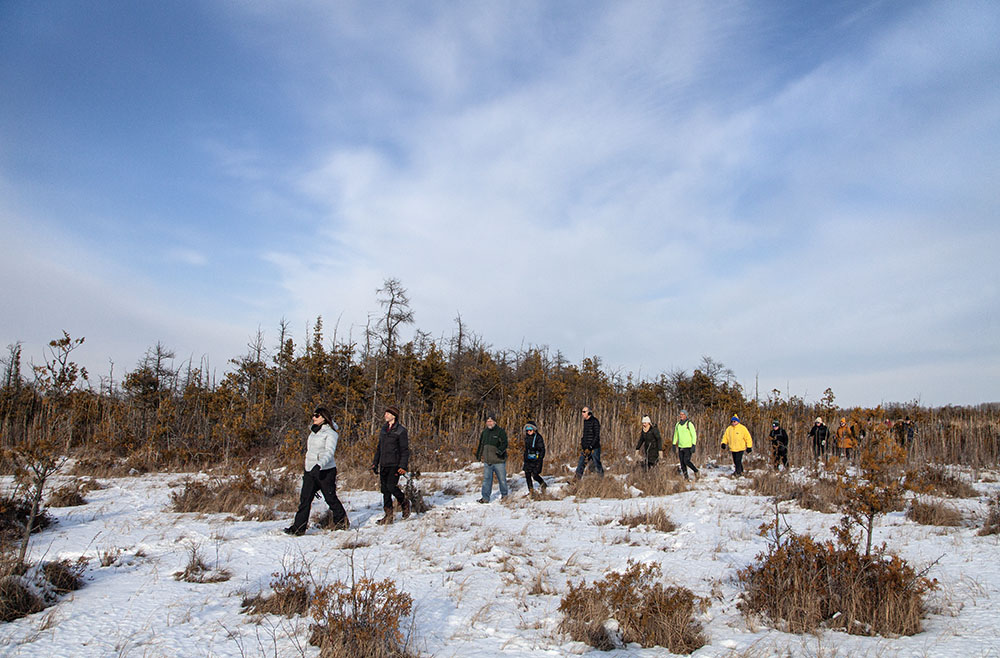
[{"x1": 3, "y1": 460, "x2": 1000, "y2": 657}]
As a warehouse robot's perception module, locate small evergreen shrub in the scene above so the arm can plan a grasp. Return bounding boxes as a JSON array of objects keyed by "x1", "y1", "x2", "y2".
[{"x1": 558, "y1": 561, "x2": 705, "y2": 653}]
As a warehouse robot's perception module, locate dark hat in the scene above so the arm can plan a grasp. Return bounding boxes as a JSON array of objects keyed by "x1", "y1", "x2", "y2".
[
  {"x1": 486, "y1": 412, "x2": 497, "y2": 422},
  {"x1": 772, "y1": 420, "x2": 779, "y2": 426},
  {"x1": 385, "y1": 405, "x2": 401, "y2": 419}
]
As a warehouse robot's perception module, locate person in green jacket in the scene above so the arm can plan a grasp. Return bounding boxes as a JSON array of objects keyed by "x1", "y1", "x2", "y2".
[
  {"x1": 672, "y1": 409, "x2": 700, "y2": 480},
  {"x1": 476, "y1": 413, "x2": 509, "y2": 503}
]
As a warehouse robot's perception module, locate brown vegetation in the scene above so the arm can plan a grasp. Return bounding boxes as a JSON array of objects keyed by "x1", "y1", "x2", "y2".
[
  {"x1": 619, "y1": 508, "x2": 677, "y2": 533},
  {"x1": 978, "y1": 494, "x2": 1000, "y2": 536},
  {"x1": 558, "y1": 561, "x2": 705, "y2": 653},
  {"x1": 746, "y1": 471, "x2": 841, "y2": 513},
  {"x1": 904, "y1": 464, "x2": 979, "y2": 498},
  {"x1": 626, "y1": 464, "x2": 691, "y2": 497},
  {"x1": 169, "y1": 469, "x2": 297, "y2": 520},
  {"x1": 242, "y1": 568, "x2": 312, "y2": 617},
  {"x1": 309, "y1": 574, "x2": 415, "y2": 658},
  {"x1": 906, "y1": 499, "x2": 963, "y2": 527},
  {"x1": 565, "y1": 475, "x2": 630, "y2": 500},
  {"x1": 739, "y1": 511, "x2": 936, "y2": 636}
]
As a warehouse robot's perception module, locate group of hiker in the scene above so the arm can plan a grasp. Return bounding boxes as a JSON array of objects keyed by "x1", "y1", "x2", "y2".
[{"x1": 283, "y1": 403, "x2": 919, "y2": 533}]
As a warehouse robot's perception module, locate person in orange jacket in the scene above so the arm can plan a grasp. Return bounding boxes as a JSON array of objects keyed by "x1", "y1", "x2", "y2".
[
  {"x1": 835, "y1": 417, "x2": 857, "y2": 459},
  {"x1": 721, "y1": 414, "x2": 753, "y2": 476}
]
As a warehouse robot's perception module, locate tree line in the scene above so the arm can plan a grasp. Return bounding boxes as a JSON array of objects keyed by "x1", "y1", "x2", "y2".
[{"x1": 2, "y1": 279, "x2": 998, "y2": 474}]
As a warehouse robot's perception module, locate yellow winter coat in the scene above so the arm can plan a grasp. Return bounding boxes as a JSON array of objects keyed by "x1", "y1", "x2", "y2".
[{"x1": 722, "y1": 423, "x2": 753, "y2": 452}]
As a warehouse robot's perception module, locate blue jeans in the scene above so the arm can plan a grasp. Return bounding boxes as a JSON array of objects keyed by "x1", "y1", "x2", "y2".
[
  {"x1": 481, "y1": 462, "x2": 509, "y2": 500},
  {"x1": 575, "y1": 446, "x2": 605, "y2": 478}
]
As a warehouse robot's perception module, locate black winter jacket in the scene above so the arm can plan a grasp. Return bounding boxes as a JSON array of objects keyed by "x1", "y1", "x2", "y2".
[
  {"x1": 581, "y1": 415, "x2": 601, "y2": 450},
  {"x1": 523, "y1": 431, "x2": 546, "y2": 464},
  {"x1": 769, "y1": 428, "x2": 789, "y2": 452},
  {"x1": 373, "y1": 421, "x2": 410, "y2": 470},
  {"x1": 636, "y1": 426, "x2": 663, "y2": 463}
]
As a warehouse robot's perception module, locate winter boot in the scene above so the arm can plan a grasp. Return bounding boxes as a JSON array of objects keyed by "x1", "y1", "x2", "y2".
[
  {"x1": 376, "y1": 505, "x2": 394, "y2": 525},
  {"x1": 401, "y1": 497, "x2": 411, "y2": 519}
]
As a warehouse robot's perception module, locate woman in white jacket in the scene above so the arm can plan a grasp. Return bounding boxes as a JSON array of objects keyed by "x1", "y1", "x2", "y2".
[{"x1": 284, "y1": 407, "x2": 349, "y2": 535}]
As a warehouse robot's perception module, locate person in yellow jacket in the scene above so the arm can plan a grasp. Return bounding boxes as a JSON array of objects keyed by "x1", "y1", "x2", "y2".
[{"x1": 721, "y1": 414, "x2": 753, "y2": 476}]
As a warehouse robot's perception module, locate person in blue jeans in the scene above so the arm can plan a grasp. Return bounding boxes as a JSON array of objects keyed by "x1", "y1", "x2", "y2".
[
  {"x1": 476, "y1": 413, "x2": 509, "y2": 502},
  {"x1": 575, "y1": 406, "x2": 605, "y2": 479}
]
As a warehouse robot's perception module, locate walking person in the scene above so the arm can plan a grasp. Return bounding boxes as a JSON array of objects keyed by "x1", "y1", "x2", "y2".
[
  {"x1": 522, "y1": 421, "x2": 547, "y2": 495},
  {"x1": 575, "y1": 406, "x2": 605, "y2": 478},
  {"x1": 371, "y1": 405, "x2": 410, "y2": 525},
  {"x1": 809, "y1": 417, "x2": 830, "y2": 459},
  {"x1": 476, "y1": 413, "x2": 509, "y2": 503},
  {"x1": 284, "y1": 407, "x2": 349, "y2": 535},
  {"x1": 769, "y1": 420, "x2": 789, "y2": 470},
  {"x1": 835, "y1": 417, "x2": 856, "y2": 459},
  {"x1": 721, "y1": 414, "x2": 753, "y2": 477},
  {"x1": 636, "y1": 416, "x2": 663, "y2": 469},
  {"x1": 672, "y1": 409, "x2": 699, "y2": 480}
]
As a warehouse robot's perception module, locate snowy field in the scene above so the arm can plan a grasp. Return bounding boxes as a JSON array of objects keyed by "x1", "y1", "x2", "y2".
[{"x1": 2, "y1": 460, "x2": 1000, "y2": 657}]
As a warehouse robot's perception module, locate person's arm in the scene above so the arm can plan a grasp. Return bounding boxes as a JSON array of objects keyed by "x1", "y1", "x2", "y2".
[{"x1": 397, "y1": 426, "x2": 410, "y2": 472}]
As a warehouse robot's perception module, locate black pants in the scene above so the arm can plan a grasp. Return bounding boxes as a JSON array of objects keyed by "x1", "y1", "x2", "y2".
[
  {"x1": 773, "y1": 447, "x2": 788, "y2": 468},
  {"x1": 379, "y1": 467, "x2": 405, "y2": 508},
  {"x1": 524, "y1": 462, "x2": 546, "y2": 489},
  {"x1": 292, "y1": 467, "x2": 347, "y2": 531},
  {"x1": 730, "y1": 450, "x2": 745, "y2": 476},
  {"x1": 678, "y1": 447, "x2": 698, "y2": 478},
  {"x1": 844, "y1": 448, "x2": 853, "y2": 460}
]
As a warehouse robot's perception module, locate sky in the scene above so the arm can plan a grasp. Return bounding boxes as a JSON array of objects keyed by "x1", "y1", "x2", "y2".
[{"x1": 1, "y1": 1, "x2": 998, "y2": 408}]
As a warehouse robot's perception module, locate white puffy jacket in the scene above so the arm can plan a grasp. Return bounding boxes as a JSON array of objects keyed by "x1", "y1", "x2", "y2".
[{"x1": 304, "y1": 422, "x2": 339, "y2": 471}]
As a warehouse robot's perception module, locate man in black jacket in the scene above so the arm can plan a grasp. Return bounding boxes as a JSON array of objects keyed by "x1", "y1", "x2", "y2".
[
  {"x1": 769, "y1": 420, "x2": 789, "y2": 469},
  {"x1": 372, "y1": 405, "x2": 410, "y2": 524},
  {"x1": 575, "y1": 406, "x2": 605, "y2": 478}
]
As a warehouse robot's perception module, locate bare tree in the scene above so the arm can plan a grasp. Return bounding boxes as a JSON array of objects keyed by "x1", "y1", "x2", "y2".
[{"x1": 376, "y1": 277, "x2": 414, "y2": 355}]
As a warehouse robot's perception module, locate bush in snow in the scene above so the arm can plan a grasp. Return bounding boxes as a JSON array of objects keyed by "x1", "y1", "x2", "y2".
[
  {"x1": 308, "y1": 574, "x2": 415, "y2": 658},
  {"x1": 558, "y1": 560, "x2": 705, "y2": 653}
]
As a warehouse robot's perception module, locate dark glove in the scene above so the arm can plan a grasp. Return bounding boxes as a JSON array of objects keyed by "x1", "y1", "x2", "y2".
[
  {"x1": 371, "y1": 464, "x2": 379, "y2": 474},
  {"x1": 497, "y1": 450, "x2": 507, "y2": 460},
  {"x1": 746, "y1": 446, "x2": 752, "y2": 454}
]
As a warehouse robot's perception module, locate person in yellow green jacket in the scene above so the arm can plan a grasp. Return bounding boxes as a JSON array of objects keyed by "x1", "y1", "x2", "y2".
[
  {"x1": 672, "y1": 409, "x2": 699, "y2": 480},
  {"x1": 721, "y1": 414, "x2": 753, "y2": 476}
]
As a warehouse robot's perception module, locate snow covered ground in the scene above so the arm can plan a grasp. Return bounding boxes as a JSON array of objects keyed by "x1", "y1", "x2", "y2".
[{"x1": 2, "y1": 459, "x2": 999, "y2": 657}]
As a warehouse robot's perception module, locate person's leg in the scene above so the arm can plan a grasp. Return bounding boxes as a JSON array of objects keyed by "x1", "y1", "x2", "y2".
[
  {"x1": 730, "y1": 450, "x2": 739, "y2": 474},
  {"x1": 290, "y1": 471, "x2": 319, "y2": 532},
  {"x1": 481, "y1": 463, "x2": 495, "y2": 501},
  {"x1": 379, "y1": 468, "x2": 394, "y2": 508},
  {"x1": 592, "y1": 447, "x2": 605, "y2": 475},
  {"x1": 678, "y1": 448, "x2": 690, "y2": 478},
  {"x1": 388, "y1": 471, "x2": 405, "y2": 506},
  {"x1": 524, "y1": 466, "x2": 533, "y2": 492},
  {"x1": 734, "y1": 450, "x2": 744, "y2": 475},
  {"x1": 496, "y1": 462, "x2": 509, "y2": 497},
  {"x1": 317, "y1": 468, "x2": 347, "y2": 525},
  {"x1": 575, "y1": 453, "x2": 587, "y2": 479}
]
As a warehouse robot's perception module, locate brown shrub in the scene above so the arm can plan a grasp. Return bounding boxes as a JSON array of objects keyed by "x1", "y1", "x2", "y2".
[
  {"x1": 566, "y1": 475, "x2": 630, "y2": 500},
  {"x1": 309, "y1": 575, "x2": 415, "y2": 658},
  {"x1": 620, "y1": 508, "x2": 677, "y2": 533},
  {"x1": 978, "y1": 494, "x2": 1000, "y2": 536},
  {"x1": 905, "y1": 465, "x2": 979, "y2": 498},
  {"x1": 242, "y1": 569, "x2": 311, "y2": 617},
  {"x1": 906, "y1": 499, "x2": 963, "y2": 527},
  {"x1": 42, "y1": 558, "x2": 86, "y2": 594},
  {"x1": 0, "y1": 574, "x2": 44, "y2": 622},
  {"x1": 739, "y1": 515, "x2": 936, "y2": 636},
  {"x1": 0, "y1": 494, "x2": 53, "y2": 542},
  {"x1": 558, "y1": 561, "x2": 705, "y2": 653},
  {"x1": 626, "y1": 466, "x2": 691, "y2": 497},
  {"x1": 48, "y1": 482, "x2": 86, "y2": 507},
  {"x1": 169, "y1": 469, "x2": 297, "y2": 520}
]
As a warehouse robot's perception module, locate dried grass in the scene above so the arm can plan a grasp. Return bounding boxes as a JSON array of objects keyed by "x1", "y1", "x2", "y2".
[
  {"x1": 242, "y1": 568, "x2": 311, "y2": 617},
  {"x1": 905, "y1": 465, "x2": 979, "y2": 498},
  {"x1": 626, "y1": 466, "x2": 692, "y2": 497},
  {"x1": 565, "y1": 475, "x2": 630, "y2": 500},
  {"x1": 747, "y1": 471, "x2": 841, "y2": 514},
  {"x1": 978, "y1": 494, "x2": 1000, "y2": 536},
  {"x1": 906, "y1": 499, "x2": 963, "y2": 527},
  {"x1": 620, "y1": 508, "x2": 677, "y2": 533},
  {"x1": 169, "y1": 469, "x2": 297, "y2": 520}
]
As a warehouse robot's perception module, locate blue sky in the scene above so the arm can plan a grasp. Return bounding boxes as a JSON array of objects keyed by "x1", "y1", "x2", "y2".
[{"x1": 1, "y1": 1, "x2": 997, "y2": 407}]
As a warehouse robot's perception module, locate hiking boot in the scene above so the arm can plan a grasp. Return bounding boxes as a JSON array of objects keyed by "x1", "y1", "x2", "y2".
[
  {"x1": 477, "y1": 498, "x2": 489, "y2": 504},
  {"x1": 540, "y1": 480, "x2": 547, "y2": 490},
  {"x1": 376, "y1": 505, "x2": 394, "y2": 525},
  {"x1": 401, "y1": 497, "x2": 411, "y2": 519},
  {"x1": 283, "y1": 525, "x2": 305, "y2": 536},
  {"x1": 332, "y1": 517, "x2": 350, "y2": 531}
]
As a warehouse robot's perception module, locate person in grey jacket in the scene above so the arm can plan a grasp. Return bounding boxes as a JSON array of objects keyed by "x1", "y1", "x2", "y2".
[{"x1": 284, "y1": 407, "x2": 349, "y2": 535}]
